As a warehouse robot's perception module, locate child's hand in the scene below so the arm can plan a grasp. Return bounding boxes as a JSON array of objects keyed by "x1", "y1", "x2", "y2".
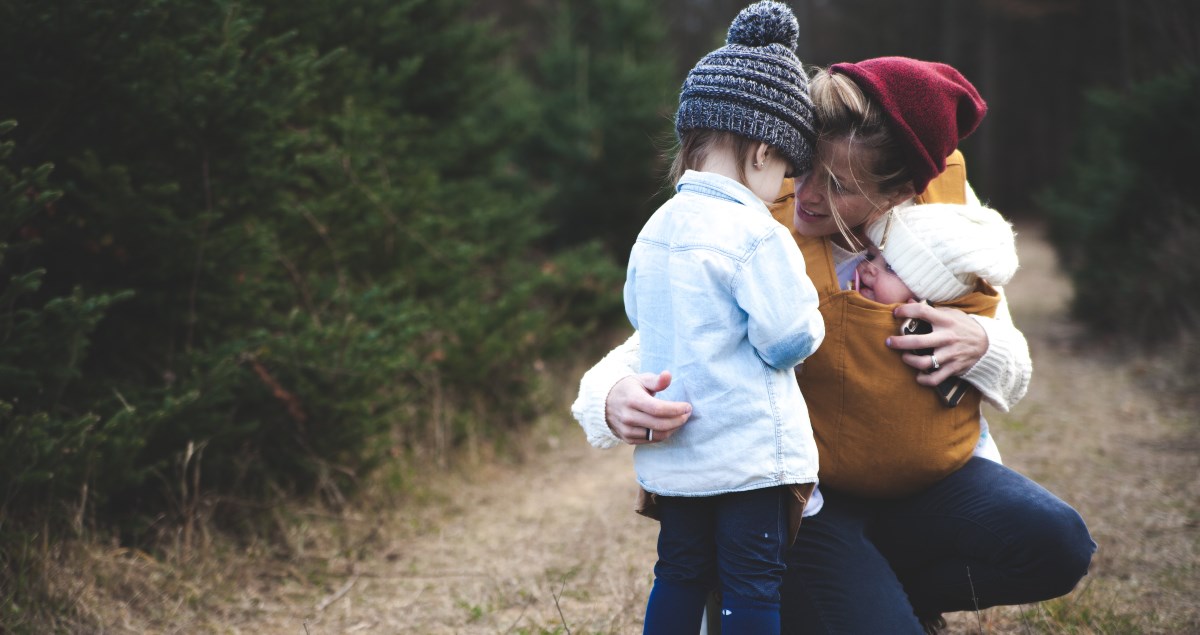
[
  {"x1": 888, "y1": 302, "x2": 988, "y2": 386},
  {"x1": 606, "y1": 371, "x2": 692, "y2": 445}
]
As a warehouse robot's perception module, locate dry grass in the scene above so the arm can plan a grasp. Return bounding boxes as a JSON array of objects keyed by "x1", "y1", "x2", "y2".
[
  {"x1": 11, "y1": 222, "x2": 1199, "y2": 634},
  {"x1": 13, "y1": 368, "x2": 661, "y2": 634}
]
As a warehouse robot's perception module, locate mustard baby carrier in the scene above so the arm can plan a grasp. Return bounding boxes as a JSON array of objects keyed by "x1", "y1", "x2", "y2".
[{"x1": 767, "y1": 151, "x2": 999, "y2": 498}]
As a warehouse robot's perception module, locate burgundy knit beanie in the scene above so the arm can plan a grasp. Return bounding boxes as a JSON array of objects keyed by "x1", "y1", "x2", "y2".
[{"x1": 830, "y1": 57, "x2": 986, "y2": 194}]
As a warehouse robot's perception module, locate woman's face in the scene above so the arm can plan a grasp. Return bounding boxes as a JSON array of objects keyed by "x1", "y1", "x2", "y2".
[{"x1": 791, "y1": 137, "x2": 907, "y2": 240}]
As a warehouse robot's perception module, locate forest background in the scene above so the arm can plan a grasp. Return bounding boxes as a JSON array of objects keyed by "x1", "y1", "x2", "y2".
[{"x1": 1, "y1": 0, "x2": 1196, "y2": 631}]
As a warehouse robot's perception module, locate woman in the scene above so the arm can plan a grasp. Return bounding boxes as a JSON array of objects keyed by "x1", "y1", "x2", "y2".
[{"x1": 572, "y1": 57, "x2": 1095, "y2": 632}]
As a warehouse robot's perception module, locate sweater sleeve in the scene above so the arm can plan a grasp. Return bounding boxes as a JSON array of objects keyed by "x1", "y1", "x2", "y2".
[
  {"x1": 961, "y1": 286, "x2": 1032, "y2": 412},
  {"x1": 570, "y1": 331, "x2": 642, "y2": 449}
]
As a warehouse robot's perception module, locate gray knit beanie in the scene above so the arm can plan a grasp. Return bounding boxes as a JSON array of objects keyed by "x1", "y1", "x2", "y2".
[
  {"x1": 675, "y1": 1, "x2": 816, "y2": 171},
  {"x1": 865, "y1": 202, "x2": 1019, "y2": 303}
]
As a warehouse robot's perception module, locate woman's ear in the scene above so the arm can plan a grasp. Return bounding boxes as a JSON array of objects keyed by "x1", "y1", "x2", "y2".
[{"x1": 886, "y1": 182, "x2": 918, "y2": 208}]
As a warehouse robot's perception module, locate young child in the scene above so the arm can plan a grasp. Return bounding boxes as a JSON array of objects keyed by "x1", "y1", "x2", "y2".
[
  {"x1": 623, "y1": 2, "x2": 823, "y2": 632},
  {"x1": 804, "y1": 200, "x2": 1018, "y2": 498}
]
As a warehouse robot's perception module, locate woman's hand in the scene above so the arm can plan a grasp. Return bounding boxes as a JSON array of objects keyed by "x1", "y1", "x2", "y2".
[
  {"x1": 606, "y1": 371, "x2": 692, "y2": 445},
  {"x1": 888, "y1": 302, "x2": 988, "y2": 386}
]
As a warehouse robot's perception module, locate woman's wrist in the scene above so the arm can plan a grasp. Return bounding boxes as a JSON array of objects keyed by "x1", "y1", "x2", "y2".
[
  {"x1": 961, "y1": 314, "x2": 1031, "y2": 411},
  {"x1": 571, "y1": 333, "x2": 643, "y2": 449},
  {"x1": 572, "y1": 366, "x2": 632, "y2": 449}
]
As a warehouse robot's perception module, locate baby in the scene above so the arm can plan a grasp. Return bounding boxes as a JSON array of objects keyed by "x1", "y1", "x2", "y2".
[{"x1": 857, "y1": 202, "x2": 1017, "y2": 307}]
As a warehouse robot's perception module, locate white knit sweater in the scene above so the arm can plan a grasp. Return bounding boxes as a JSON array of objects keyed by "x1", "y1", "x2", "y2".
[{"x1": 571, "y1": 252, "x2": 1032, "y2": 452}]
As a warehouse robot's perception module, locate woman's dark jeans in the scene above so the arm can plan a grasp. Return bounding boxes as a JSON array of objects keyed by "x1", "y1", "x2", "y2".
[
  {"x1": 780, "y1": 457, "x2": 1096, "y2": 634},
  {"x1": 645, "y1": 486, "x2": 789, "y2": 634}
]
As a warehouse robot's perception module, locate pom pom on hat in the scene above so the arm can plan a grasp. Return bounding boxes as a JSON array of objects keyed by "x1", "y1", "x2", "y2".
[
  {"x1": 830, "y1": 57, "x2": 986, "y2": 195},
  {"x1": 726, "y1": 0, "x2": 799, "y2": 49},
  {"x1": 676, "y1": 1, "x2": 816, "y2": 171},
  {"x1": 865, "y1": 202, "x2": 1018, "y2": 303}
]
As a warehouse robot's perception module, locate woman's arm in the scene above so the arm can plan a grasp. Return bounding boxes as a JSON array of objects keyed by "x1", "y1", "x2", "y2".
[
  {"x1": 890, "y1": 177, "x2": 1030, "y2": 410},
  {"x1": 960, "y1": 288, "x2": 1031, "y2": 411},
  {"x1": 888, "y1": 287, "x2": 1031, "y2": 411},
  {"x1": 569, "y1": 331, "x2": 692, "y2": 448}
]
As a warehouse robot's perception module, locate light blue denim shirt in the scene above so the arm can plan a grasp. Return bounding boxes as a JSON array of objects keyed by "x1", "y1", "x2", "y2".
[{"x1": 625, "y1": 170, "x2": 825, "y2": 496}]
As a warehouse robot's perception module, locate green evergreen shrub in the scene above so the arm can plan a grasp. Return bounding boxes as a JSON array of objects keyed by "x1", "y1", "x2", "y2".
[
  {"x1": 0, "y1": 121, "x2": 141, "y2": 520},
  {"x1": 519, "y1": 0, "x2": 678, "y2": 260},
  {"x1": 1038, "y1": 66, "x2": 1200, "y2": 344},
  {"x1": 0, "y1": 0, "x2": 627, "y2": 551}
]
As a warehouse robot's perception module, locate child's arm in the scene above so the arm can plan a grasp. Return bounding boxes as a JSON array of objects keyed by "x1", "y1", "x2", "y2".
[
  {"x1": 623, "y1": 255, "x2": 639, "y2": 331},
  {"x1": 735, "y1": 225, "x2": 825, "y2": 370}
]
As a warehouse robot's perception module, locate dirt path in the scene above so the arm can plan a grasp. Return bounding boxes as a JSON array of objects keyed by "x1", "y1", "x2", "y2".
[{"x1": 228, "y1": 224, "x2": 1198, "y2": 634}]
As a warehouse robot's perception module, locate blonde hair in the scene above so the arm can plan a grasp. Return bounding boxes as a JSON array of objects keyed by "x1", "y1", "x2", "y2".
[
  {"x1": 668, "y1": 130, "x2": 758, "y2": 188},
  {"x1": 809, "y1": 68, "x2": 915, "y2": 248}
]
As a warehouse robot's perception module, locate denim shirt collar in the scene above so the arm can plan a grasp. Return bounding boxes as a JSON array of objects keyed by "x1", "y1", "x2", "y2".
[{"x1": 677, "y1": 170, "x2": 770, "y2": 216}]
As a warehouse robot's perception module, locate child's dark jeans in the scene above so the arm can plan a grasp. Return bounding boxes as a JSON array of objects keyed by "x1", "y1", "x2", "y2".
[{"x1": 643, "y1": 486, "x2": 788, "y2": 634}]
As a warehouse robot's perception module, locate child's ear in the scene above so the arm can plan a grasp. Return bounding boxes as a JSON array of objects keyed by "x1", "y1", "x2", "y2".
[{"x1": 753, "y1": 142, "x2": 771, "y2": 168}]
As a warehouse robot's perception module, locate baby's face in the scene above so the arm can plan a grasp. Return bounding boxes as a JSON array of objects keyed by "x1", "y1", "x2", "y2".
[{"x1": 856, "y1": 244, "x2": 916, "y2": 304}]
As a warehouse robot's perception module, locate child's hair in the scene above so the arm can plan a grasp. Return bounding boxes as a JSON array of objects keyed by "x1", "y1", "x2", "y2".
[
  {"x1": 668, "y1": 130, "x2": 759, "y2": 187},
  {"x1": 671, "y1": 1, "x2": 816, "y2": 183}
]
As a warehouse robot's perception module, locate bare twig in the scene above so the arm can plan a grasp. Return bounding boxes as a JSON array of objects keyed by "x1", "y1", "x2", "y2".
[
  {"x1": 72, "y1": 481, "x2": 88, "y2": 536},
  {"x1": 181, "y1": 441, "x2": 195, "y2": 557},
  {"x1": 551, "y1": 578, "x2": 572, "y2": 635},
  {"x1": 501, "y1": 603, "x2": 530, "y2": 635},
  {"x1": 112, "y1": 387, "x2": 135, "y2": 412},
  {"x1": 351, "y1": 571, "x2": 487, "y2": 579},
  {"x1": 242, "y1": 353, "x2": 309, "y2": 427},
  {"x1": 967, "y1": 565, "x2": 984, "y2": 633},
  {"x1": 299, "y1": 206, "x2": 347, "y2": 308},
  {"x1": 276, "y1": 249, "x2": 320, "y2": 326},
  {"x1": 399, "y1": 586, "x2": 425, "y2": 611},
  {"x1": 410, "y1": 368, "x2": 447, "y2": 468},
  {"x1": 315, "y1": 573, "x2": 360, "y2": 612}
]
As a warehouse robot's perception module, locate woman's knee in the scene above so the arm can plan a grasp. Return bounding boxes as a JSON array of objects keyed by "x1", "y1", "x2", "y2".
[{"x1": 1026, "y1": 497, "x2": 1097, "y2": 596}]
